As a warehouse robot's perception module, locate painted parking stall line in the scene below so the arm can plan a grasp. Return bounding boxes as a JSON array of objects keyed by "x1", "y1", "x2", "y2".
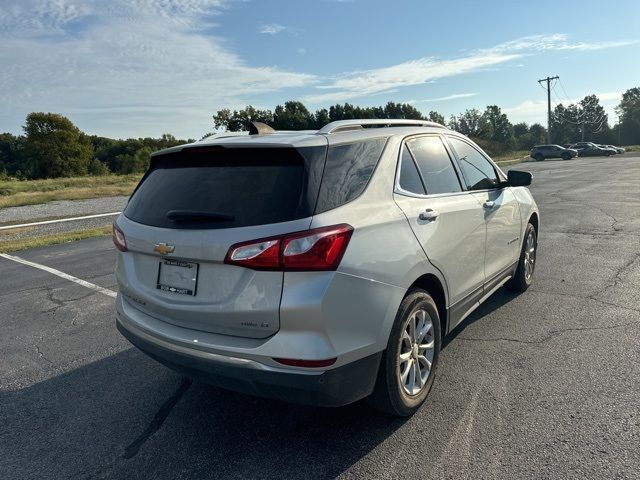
[
  {"x1": 0, "y1": 212, "x2": 121, "y2": 231},
  {"x1": 0, "y1": 252, "x2": 117, "y2": 298}
]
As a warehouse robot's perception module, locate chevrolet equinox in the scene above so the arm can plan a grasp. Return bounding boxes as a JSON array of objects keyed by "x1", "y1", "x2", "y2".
[{"x1": 114, "y1": 119, "x2": 539, "y2": 416}]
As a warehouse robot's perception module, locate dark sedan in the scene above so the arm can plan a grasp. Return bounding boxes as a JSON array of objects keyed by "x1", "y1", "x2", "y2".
[
  {"x1": 599, "y1": 144, "x2": 626, "y2": 154},
  {"x1": 530, "y1": 144, "x2": 578, "y2": 161},
  {"x1": 569, "y1": 142, "x2": 617, "y2": 157}
]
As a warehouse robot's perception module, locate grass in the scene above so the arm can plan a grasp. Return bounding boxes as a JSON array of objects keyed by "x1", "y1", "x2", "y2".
[
  {"x1": 0, "y1": 174, "x2": 141, "y2": 208},
  {"x1": 0, "y1": 226, "x2": 112, "y2": 253},
  {"x1": 622, "y1": 145, "x2": 640, "y2": 152},
  {"x1": 492, "y1": 150, "x2": 531, "y2": 166}
]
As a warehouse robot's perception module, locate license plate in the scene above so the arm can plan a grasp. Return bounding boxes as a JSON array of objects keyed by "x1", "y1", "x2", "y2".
[{"x1": 157, "y1": 259, "x2": 199, "y2": 296}]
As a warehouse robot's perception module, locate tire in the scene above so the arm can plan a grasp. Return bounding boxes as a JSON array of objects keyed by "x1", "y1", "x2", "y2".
[
  {"x1": 367, "y1": 289, "x2": 441, "y2": 416},
  {"x1": 506, "y1": 223, "x2": 537, "y2": 293},
  {"x1": 534, "y1": 154, "x2": 545, "y2": 162},
  {"x1": 561, "y1": 153, "x2": 571, "y2": 160}
]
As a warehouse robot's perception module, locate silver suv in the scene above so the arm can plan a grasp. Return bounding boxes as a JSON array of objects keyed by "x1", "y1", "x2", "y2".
[{"x1": 114, "y1": 119, "x2": 539, "y2": 416}]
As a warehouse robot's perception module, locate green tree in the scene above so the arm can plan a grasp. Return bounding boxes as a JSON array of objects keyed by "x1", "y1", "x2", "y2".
[
  {"x1": 272, "y1": 101, "x2": 314, "y2": 130},
  {"x1": 578, "y1": 95, "x2": 609, "y2": 142},
  {"x1": 616, "y1": 87, "x2": 640, "y2": 144},
  {"x1": 551, "y1": 103, "x2": 581, "y2": 145},
  {"x1": 449, "y1": 109, "x2": 492, "y2": 138},
  {"x1": 528, "y1": 123, "x2": 546, "y2": 145},
  {"x1": 382, "y1": 102, "x2": 423, "y2": 119},
  {"x1": 0, "y1": 132, "x2": 26, "y2": 177},
  {"x1": 23, "y1": 112, "x2": 93, "y2": 178},
  {"x1": 313, "y1": 108, "x2": 331, "y2": 129},
  {"x1": 88, "y1": 157, "x2": 110, "y2": 175},
  {"x1": 427, "y1": 111, "x2": 445, "y2": 125},
  {"x1": 212, "y1": 106, "x2": 273, "y2": 132},
  {"x1": 483, "y1": 105, "x2": 514, "y2": 147}
]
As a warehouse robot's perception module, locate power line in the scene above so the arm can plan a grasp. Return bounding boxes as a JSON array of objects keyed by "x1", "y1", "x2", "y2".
[
  {"x1": 543, "y1": 78, "x2": 610, "y2": 141},
  {"x1": 557, "y1": 78, "x2": 573, "y2": 103}
]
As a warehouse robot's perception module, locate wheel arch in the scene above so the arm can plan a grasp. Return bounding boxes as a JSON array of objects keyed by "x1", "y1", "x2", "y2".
[
  {"x1": 408, "y1": 274, "x2": 448, "y2": 336},
  {"x1": 528, "y1": 211, "x2": 539, "y2": 233}
]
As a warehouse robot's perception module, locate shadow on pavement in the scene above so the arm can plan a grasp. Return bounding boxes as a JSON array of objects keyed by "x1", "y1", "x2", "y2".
[
  {"x1": 1, "y1": 288, "x2": 520, "y2": 479},
  {"x1": 443, "y1": 287, "x2": 521, "y2": 349},
  {"x1": 0, "y1": 348, "x2": 407, "y2": 479}
]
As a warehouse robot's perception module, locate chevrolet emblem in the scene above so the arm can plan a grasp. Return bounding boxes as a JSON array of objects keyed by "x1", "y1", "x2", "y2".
[{"x1": 154, "y1": 243, "x2": 175, "y2": 255}]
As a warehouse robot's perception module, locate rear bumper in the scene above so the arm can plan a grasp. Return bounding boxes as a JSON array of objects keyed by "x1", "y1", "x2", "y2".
[{"x1": 116, "y1": 315, "x2": 382, "y2": 407}]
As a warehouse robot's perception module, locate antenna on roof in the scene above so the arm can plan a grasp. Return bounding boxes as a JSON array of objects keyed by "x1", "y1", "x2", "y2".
[{"x1": 248, "y1": 122, "x2": 276, "y2": 135}]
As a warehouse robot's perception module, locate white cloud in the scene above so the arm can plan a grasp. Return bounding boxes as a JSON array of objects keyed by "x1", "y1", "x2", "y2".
[
  {"x1": 304, "y1": 52, "x2": 519, "y2": 104},
  {"x1": 259, "y1": 23, "x2": 286, "y2": 35},
  {"x1": 303, "y1": 34, "x2": 635, "y2": 105},
  {"x1": 0, "y1": 1, "x2": 314, "y2": 138},
  {"x1": 504, "y1": 91, "x2": 623, "y2": 124},
  {"x1": 489, "y1": 33, "x2": 637, "y2": 53},
  {"x1": 0, "y1": 8, "x2": 634, "y2": 139},
  {"x1": 422, "y1": 93, "x2": 477, "y2": 102}
]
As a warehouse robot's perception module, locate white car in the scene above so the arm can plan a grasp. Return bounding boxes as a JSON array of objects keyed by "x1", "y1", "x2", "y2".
[{"x1": 114, "y1": 119, "x2": 539, "y2": 416}]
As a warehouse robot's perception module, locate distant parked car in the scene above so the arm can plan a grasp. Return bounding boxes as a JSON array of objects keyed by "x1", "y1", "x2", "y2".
[
  {"x1": 598, "y1": 144, "x2": 625, "y2": 154},
  {"x1": 569, "y1": 142, "x2": 616, "y2": 157},
  {"x1": 529, "y1": 144, "x2": 578, "y2": 161}
]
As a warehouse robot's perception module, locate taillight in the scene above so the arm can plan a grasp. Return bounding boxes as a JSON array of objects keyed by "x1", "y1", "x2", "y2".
[
  {"x1": 225, "y1": 238, "x2": 280, "y2": 270},
  {"x1": 224, "y1": 224, "x2": 353, "y2": 271},
  {"x1": 112, "y1": 223, "x2": 127, "y2": 252}
]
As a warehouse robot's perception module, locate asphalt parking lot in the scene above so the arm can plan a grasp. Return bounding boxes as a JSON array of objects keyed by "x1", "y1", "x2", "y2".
[{"x1": 1, "y1": 155, "x2": 639, "y2": 479}]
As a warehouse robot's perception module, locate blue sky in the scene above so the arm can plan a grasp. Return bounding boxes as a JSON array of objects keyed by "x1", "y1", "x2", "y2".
[{"x1": 1, "y1": 0, "x2": 639, "y2": 139}]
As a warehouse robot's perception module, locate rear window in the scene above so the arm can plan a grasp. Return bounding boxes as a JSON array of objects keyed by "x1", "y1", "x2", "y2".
[
  {"x1": 314, "y1": 138, "x2": 387, "y2": 213},
  {"x1": 124, "y1": 146, "x2": 326, "y2": 229}
]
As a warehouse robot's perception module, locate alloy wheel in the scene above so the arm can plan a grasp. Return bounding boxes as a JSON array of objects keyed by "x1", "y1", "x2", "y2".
[
  {"x1": 524, "y1": 230, "x2": 536, "y2": 281},
  {"x1": 398, "y1": 309, "x2": 435, "y2": 396}
]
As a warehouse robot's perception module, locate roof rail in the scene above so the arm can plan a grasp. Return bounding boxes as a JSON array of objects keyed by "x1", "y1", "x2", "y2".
[
  {"x1": 198, "y1": 131, "x2": 250, "y2": 142},
  {"x1": 317, "y1": 119, "x2": 445, "y2": 134}
]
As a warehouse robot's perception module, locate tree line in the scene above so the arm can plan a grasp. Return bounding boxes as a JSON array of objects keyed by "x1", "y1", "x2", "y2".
[
  {"x1": 213, "y1": 86, "x2": 640, "y2": 153},
  {"x1": 0, "y1": 113, "x2": 191, "y2": 180},
  {"x1": 1, "y1": 87, "x2": 639, "y2": 180}
]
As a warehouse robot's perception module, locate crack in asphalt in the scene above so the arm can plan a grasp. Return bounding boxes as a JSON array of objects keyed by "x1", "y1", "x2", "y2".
[
  {"x1": 34, "y1": 344, "x2": 53, "y2": 364},
  {"x1": 547, "y1": 192, "x2": 627, "y2": 234},
  {"x1": 44, "y1": 285, "x2": 65, "y2": 314},
  {"x1": 44, "y1": 285, "x2": 101, "y2": 316},
  {"x1": 532, "y1": 288, "x2": 640, "y2": 313},
  {"x1": 457, "y1": 319, "x2": 640, "y2": 346},
  {"x1": 601, "y1": 251, "x2": 640, "y2": 293},
  {"x1": 122, "y1": 377, "x2": 193, "y2": 460}
]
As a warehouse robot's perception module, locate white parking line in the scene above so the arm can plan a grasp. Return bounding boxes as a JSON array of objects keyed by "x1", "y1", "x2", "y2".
[
  {"x1": 0, "y1": 252, "x2": 117, "y2": 298},
  {"x1": 0, "y1": 212, "x2": 121, "y2": 230}
]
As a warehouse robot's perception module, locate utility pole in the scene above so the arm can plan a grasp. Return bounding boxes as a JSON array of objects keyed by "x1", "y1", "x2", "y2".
[
  {"x1": 538, "y1": 76, "x2": 559, "y2": 144},
  {"x1": 617, "y1": 114, "x2": 621, "y2": 145}
]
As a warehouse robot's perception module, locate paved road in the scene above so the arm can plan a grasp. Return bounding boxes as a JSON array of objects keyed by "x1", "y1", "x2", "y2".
[
  {"x1": 0, "y1": 196, "x2": 128, "y2": 243},
  {"x1": 1, "y1": 156, "x2": 639, "y2": 479}
]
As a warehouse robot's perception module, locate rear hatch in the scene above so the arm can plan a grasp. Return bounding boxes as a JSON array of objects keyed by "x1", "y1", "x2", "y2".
[{"x1": 117, "y1": 141, "x2": 327, "y2": 339}]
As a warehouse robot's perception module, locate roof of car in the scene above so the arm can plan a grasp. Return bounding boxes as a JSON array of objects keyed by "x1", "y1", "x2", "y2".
[{"x1": 152, "y1": 120, "x2": 456, "y2": 156}]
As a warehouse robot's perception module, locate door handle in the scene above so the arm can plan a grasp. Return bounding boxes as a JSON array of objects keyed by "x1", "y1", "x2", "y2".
[
  {"x1": 419, "y1": 209, "x2": 439, "y2": 221},
  {"x1": 483, "y1": 200, "x2": 495, "y2": 209}
]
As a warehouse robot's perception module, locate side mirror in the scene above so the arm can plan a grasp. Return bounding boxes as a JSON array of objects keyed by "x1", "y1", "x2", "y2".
[{"x1": 507, "y1": 170, "x2": 532, "y2": 187}]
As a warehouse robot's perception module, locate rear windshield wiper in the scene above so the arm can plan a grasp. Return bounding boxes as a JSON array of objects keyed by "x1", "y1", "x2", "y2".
[{"x1": 166, "y1": 210, "x2": 235, "y2": 223}]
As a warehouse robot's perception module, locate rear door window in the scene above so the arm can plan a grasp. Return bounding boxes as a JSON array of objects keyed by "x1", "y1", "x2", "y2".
[
  {"x1": 405, "y1": 136, "x2": 462, "y2": 195},
  {"x1": 124, "y1": 146, "x2": 326, "y2": 229},
  {"x1": 314, "y1": 138, "x2": 387, "y2": 213}
]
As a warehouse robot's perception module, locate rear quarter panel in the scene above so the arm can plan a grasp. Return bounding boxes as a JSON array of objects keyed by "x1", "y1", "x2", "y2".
[{"x1": 303, "y1": 135, "x2": 449, "y2": 358}]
